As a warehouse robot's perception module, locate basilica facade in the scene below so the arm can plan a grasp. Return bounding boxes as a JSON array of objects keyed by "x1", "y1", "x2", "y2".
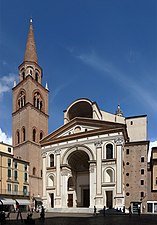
[{"x1": 41, "y1": 99, "x2": 149, "y2": 213}]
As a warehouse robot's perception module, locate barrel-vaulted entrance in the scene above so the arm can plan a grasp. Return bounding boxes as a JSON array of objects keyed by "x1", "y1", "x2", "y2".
[{"x1": 62, "y1": 145, "x2": 94, "y2": 208}]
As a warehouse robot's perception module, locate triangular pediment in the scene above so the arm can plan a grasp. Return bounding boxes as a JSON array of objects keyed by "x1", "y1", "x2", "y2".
[{"x1": 41, "y1": 117, "x2": 128, "y2": 146}]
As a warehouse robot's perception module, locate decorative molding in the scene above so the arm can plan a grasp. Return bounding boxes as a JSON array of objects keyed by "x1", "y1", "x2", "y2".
[
  {"x1": 94, "y1": 140, "x2": 102, "y2": 148},
  {"x1": 41, "y1": 152, "x2": 47, "y2": 158},
  {"x1": 115, "y1": 137, "x2": 124, "y2": 146},
  {"x1": 54, "y1": 149, "x2": 61, "y2": 155}
]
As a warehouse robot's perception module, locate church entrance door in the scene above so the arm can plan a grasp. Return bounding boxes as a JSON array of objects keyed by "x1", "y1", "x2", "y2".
[
  {"x1": 67, "y1": 149, "x2": 90, "y2": 208},
  {"x1": 106, "y1": 191, "x2": 113, "y2": 208}
]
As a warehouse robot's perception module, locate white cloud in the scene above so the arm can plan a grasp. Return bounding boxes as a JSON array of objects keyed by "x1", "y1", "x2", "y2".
[
  {"x1": 148, "y1": 140, "x2": 157, "y2": 162},
  {"x1": 0, "y1": 128, "x2": 12, "y2": 145},
  {"x1": 0, "y1": 73, "x2": 17, "y2": 96},
  {"x1": 76, "y1": 51, "x2": 157, "y2": 112}
]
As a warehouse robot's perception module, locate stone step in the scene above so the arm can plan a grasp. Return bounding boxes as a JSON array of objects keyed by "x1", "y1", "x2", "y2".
[{"x1": 47, "y1": 207, "x2": 94, "y2": 214}]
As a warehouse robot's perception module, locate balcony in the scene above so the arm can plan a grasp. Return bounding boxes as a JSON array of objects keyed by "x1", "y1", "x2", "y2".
[{"x1": 0, "y1": 189, "x2": 30, "y2": 197}]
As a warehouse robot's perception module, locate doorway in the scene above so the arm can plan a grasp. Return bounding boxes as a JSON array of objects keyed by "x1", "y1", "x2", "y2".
[
  {"x1": 68, "y1": 194, "x2": 73, "y2": 207},
  {"x1": 106, "y1": 191, "x2": 113, "y2": 208},
  {"x1": 50, "y1": 193, "x2": 54, "y2": 208},
  {"x1": 83, "y1": 189, "x2": 90, "y2": 207}
]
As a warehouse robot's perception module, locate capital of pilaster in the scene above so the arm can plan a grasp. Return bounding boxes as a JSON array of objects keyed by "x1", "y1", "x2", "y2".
[
  {"x1": 94, "y1": 140, "x2": 102, "y2": 148},
  {"x1": 115, "y1": 137, "x2": 124, "y2": 146},
  {"x1": 41, "y1": 152, "x2": 47, "y2": 158},
  {"x1": 55, "y1": 148, "x2": 61, "y2": 155}
]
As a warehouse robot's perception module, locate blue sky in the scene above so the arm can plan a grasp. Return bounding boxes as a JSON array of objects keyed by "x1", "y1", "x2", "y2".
[{"x1": 0, "y1": 0, "x2": 157, "y2": 151}]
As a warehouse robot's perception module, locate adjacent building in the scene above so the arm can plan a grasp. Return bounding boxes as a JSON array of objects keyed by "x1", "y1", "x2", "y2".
[
  {"x1": 0, "y1": 142, "x2": 29, "y2": 211},
  {"x1": 147, "y1": 147, "x2": 157, "y2": 213}
]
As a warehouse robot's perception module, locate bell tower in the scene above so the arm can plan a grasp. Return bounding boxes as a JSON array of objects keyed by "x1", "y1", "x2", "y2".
[{"x1": 12, "y1": 19, "x2": 49, "y2": 199}]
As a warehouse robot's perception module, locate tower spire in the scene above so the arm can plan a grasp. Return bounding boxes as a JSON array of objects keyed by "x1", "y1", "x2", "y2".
[{"x1": 24, "y1": 18, "x2": 38, "y2": 64}]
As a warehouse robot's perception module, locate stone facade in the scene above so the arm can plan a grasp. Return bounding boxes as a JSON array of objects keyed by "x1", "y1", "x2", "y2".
[{"x1": 41, "y1": 99, "x2": 149, "y2": 213}]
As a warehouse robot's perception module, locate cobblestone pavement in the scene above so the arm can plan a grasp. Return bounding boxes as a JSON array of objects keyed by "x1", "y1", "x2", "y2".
[{"x1": 2, "y1": 212, "x2": 157, "y2": 225}]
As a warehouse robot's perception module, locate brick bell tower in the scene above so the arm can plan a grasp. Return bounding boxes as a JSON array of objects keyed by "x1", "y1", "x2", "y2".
[{"x1": 12, "y1": 19, "x2": 49, "y2": 200}]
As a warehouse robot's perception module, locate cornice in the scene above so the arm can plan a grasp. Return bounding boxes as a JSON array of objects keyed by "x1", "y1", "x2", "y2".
[{"x1": 12, "y1": 102, "x2": 49, "y2": 118}]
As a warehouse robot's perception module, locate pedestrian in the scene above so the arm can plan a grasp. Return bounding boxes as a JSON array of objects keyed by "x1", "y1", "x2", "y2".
[
  {"x1": 138, "y1": 206, "x2": 141, "y2": 216},
  {"x1": 16, "y1": 205, "x2": 23, "y2": 222},
  {"x1": 93, "y1": 206, "x2": 97, "y2": 216},
  {"x1": 103, "y1": 206, "x2": 106, "y2": 216},
  {"x1": 40, "y1": 206, "x2": 45, "y2": 221},
  {"x1": 129, "y1": 205, "x2": 132, "y2": 217}
]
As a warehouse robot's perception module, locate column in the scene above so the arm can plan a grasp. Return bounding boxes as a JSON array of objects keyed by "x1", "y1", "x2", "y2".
[
  {"x1": 89, "y1": 162, "x2": 96, "y2": 208},
  {"x1": 94, "y1": 140, "x2": 103, "y2": 207},
  {"x1": 115, "y1": 137, "x2": 124, "y2": 208},
  {"x1": 55, "y1": 149, "x2": 61, "y2": 207},
  {"x1": 41, "y1": 151, "x2": 47, "y2": 208},
  {"x1": 41, "y1": 152, "x2": 47, "y2": 197}
]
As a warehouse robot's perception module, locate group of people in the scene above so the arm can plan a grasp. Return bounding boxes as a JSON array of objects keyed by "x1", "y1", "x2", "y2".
[{"x1": 16, "y1": 205, "x2": 45, "y2": 222}]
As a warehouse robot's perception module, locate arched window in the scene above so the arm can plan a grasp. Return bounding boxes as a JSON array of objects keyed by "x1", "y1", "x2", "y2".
[
  {"x1": 33, "y1": 92, "x2": 43, "y2": 111},
  {"x1": 22, "y1": 127, "x2": 26, "y2": 142},
  {"x1": 50, "y1": 154, "x2": 54, "y2": 167},
  {"x1": 22, "y1": 72, "x2": 25, "y2": 80},
  {"x1": 35, "y1": 73, "x2": 38, "y2": 82},
  {"x1": 17, "y1": 91, "x2": 26, "y2": 109},
  {"x1": 68, "y1": 177, "x2": 74, "y2": 190},
  {"x1": 16, "y1": 130, "x2": 20, "y2": 144},
  {"x1": 32, "y1": 128, "x2": 36, "y2": 142},
  {"x1": 48, "y1": 175, "x2": 54, "y2": 187},
  {"x1": 106, "y1": 144, "x2": 113, "y2": 159},
  {"x1": 104, "y1": 169, "x2": 114, "y2": 183},
  {"x1": 40, "y1": 131, "x2": 43, "y2": 140},
  {"x1": 33, "y1": 167, "x2": 36, "y2": 176}
]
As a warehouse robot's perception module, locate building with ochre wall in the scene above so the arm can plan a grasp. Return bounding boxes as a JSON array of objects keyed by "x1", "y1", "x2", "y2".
[{"x1": 0, "y1": 142, "x2": 29, "y2": 210}]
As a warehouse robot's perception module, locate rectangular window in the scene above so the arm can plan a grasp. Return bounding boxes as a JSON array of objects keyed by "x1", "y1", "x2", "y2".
[
  {"x1": 141, "y1": 192, "x2": 144, "y2": 198},
  {"x1": 141, "y1": 157, "x2": 144, "y2": 162},
  {"x1": 14, "y1": 184, "x2": 18, "y2": 193},
  {"x1": 8, "y1": 158, "x2": 11, "y2": 167},
  {"x1": 24, "y1": 164, "x2": 27, "y2": 171},
  {"x1": 8, "y1": 147, "x2": 11, "y2": 153},
  {"x1": 14, "y1": 161, "x2": 17, "y2": 169},
  {"x1": 126, "y1": 149, "x2": 129, "y2": 155},
  {"x1": 14, "y1": 170, "x2": 18, "y2": 180},
  {"x1": 141, "y1": 169, "x2": 144, "y2": 175},
  {"x1": 7, "y1": 183, "x2": 11, "y2": 192},
  {"x1": 147, "y1": 203, "x2": 152, "y2": 213},
  {"x1": 141, "y1": 180, "x2": 144, "y2": 185},
  {"x1": 23, "y1": 186, "x2": 27, "y2": 195},
  {"x1": 154, "y1": 203, "x2": 157, "y2": 213},
  {"x1": 24, "y1": 173, "x2": 27, "y2": 182},
  {"x1": 8, "y1": 169, "x2": 11, "y2": 178}
]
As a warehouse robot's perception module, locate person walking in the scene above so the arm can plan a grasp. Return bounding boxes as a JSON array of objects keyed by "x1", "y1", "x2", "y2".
[{"x1": 93, "y1": 206, "x2": 97, "y2": 216}]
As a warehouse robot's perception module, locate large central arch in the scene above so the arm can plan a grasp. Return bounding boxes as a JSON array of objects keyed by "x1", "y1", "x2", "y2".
[{"x1": 62, "y1": 145, "x2": 94, "y2": 208}]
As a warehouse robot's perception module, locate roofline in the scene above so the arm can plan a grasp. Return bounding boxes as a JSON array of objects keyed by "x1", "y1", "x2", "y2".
[
  {"x1": 0, "y1": 142, "x2": 13, "y2": 147},
  {"x1": 125, "y1": 115, "x2": 147, "y2": 120},
  {"x1": 41, "y1": 127, "x2": 128, "y2": 147}
]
